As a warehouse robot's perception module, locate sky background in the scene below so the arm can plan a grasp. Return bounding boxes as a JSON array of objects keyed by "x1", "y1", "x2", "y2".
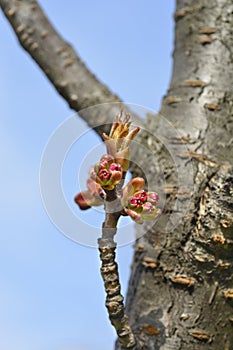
[{"x1": 0, "y1": 1, "x2": 175, "y2": 349}]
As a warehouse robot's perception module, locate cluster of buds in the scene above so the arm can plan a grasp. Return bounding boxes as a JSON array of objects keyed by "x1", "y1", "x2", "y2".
[
  {"x1": 90, "y1": 154, "x2": 123, "y2": 190},
  {"x1": 122, "y1": 177, "x2": 161, "y2": 224},
  {"x1": 74, "y1": 112, "x2": 161, "y2": 224}
]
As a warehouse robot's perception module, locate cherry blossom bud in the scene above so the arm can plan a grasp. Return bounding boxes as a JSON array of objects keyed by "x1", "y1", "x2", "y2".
[
  {"x1": 124, "y1": 208, "x2": 143, "y2": 224},
  {"x1": 91, "y1": 155, "x2": 123, "y2": 190},
  {"x1": 147, "y1": 192, "x2": 160, "y2": 205},
  {"x1": 141, "y1": 203, "x2": 161, "y2": 221},
  {"x1": 128, "y1": 190, "x2": 147, "y2": 211},
  {"x1": 74, "y1": 191, "x2": 103, "y2": 210},
  {"x1": 86, "y1": 178, "x2": 106, "y2": 200},
  {"x1": 121, "y1": 180, "x2": 160, "y2": 224},
  {"x1": 100, "y1": 154, "x2": 114, "y2": 164},
  {"x1": 122, "y1": 178, "x2": 145, "y2": 206},
  {"x1": 99, "y1": 168, "x2": 111, "y2": 180}
]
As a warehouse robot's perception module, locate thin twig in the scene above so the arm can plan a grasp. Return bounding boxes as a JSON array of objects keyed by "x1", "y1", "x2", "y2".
[{"x1": 98, "y1": 203, "x2": 136, "y2": 349}]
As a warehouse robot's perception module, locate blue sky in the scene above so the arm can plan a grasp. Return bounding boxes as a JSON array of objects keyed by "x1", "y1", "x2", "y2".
[{"x1": 0, "y1": 1, "x2": 175, "y2": 349}]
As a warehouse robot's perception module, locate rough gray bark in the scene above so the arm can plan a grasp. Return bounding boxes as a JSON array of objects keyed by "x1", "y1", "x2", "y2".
[
  {"x1": 1, "y1": 0, "x2": 233, "y2": 349},
  {"x1": 121, "y1": 0, "x2": 233, "y2": 349}
]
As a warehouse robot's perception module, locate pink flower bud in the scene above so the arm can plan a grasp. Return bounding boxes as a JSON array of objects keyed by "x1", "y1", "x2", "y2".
[
  {"x1": 74, "y1": 192, "x2": 91, "y2": 210},
  {"x1": 121, "y1": 182, "x2": 161, "y2": 224},
  {"x1": 147, "y1": 192, "x2": 160, "y2": 205},
  {"x1": 99, "y1": 168, "x2": 111, "y2": 180},
  {"x1": 106, "y1": 167, "x2": 122, "y2": 190},
  {"x1": 141, "y1": 203, "x2": 161, "y2": 221},
  {"x1": 142, "y1": 202, "x2": 154, "y2": 212},
  {"x1": 122, "y1": 178, "x2": 145, "y2": 206},
  {"x1": 109, "y1": 163, "x2": 122, "y2": 172},
  {"x1": 74, "y1": 190, "x2": 103, "y2": 210},
  {"x1": 124, "y1": 208, "x2": 143, "y2": 224},
  {"x1": 91, "y1": 156, "x2": 123, "y2": 190},
  {"x1": 100, "y1": 154, "x2": 115, "y2": 163},
  {"x1": 86, "y1": 178, "x2": 106, "y2": 199},
  {"x1": 128, "y1": 190, "x2": 147, "y2": 210}
]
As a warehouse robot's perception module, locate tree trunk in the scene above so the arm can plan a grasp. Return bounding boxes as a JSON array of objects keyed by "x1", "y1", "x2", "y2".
[{"x1": 119, "y1": 0, "x2": 233, "y2": 349}]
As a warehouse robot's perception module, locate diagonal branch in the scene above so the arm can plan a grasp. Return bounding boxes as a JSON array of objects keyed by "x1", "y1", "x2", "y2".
[{"x1": 0, "y1": 0, "x2": 122, "y2": 130}]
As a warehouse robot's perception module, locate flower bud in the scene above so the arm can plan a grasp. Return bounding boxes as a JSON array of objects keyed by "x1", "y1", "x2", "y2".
[
  {"x1": 74, "y1": 190, "x2": 103, "y2": 210},
  {"x1": 124, "y1": 208, "x2": 143, "y2": 224},
  {"x1": 86, "y1": 178, "x2": 106, "y2": 200},
  {"x1": 122, "y1": 181, "x2": 160, "y2": 224},
  {"x1": 147, "y1": 192, "x2": 160, "y2": 205},
  {"x1": 128, "y1": 190, "x2": 147, "y2": 211},
  {"x1": 141, "y1": 203, "x2": 161, "y2": 221},
  {"x1": 122, "y1": 178, "x2": 145, "y2": 206},
  {"x1": 91, "y1": 155, "x2": 123, "y2": 190}
]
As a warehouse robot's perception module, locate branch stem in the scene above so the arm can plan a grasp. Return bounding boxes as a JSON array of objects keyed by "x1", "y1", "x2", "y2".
[{"x1": 98, "y1": 211, "x2": 136, "y2": 349}]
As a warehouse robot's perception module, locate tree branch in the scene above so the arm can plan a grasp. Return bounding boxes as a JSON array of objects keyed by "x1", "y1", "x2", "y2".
[
  {"x1": 0, "y1": 0, "x2": 123, "y2": 131},
  {"x1": 98, "y1": 227, "x2": 136, "y2": 349}
]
